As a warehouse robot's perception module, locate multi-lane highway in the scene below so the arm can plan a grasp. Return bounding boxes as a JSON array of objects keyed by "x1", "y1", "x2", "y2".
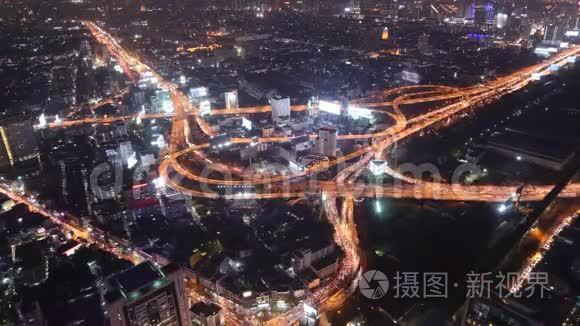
[
  {"x1": 35, "y1": 20, "x2": 580, "y2": 325},
  {"x1": 152, "y1": 44, "x2": 580, "y2": 202}
]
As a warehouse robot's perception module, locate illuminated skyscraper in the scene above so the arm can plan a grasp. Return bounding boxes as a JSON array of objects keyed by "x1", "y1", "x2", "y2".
[
  {"x1": 417, "y1": 32, "x2": 430, "y2": 54},
  {"x1": 270, "y1": 96, "x2": 291, "y2": 121},
  {"x1": 224, "y1": 90, "x2": 239, "y2": 110},
  {"x1": 313, "y1": 126, "x2": 337, "y2": 157},
  {"x1": 0, "y1": 116, "x2": 40, "y2": 169}
]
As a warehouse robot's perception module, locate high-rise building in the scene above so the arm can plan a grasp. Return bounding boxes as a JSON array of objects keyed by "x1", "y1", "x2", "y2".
[
  {"x1": 417, "y1": 32, "x2": 430, "y2": 54},
  {"x1": 0, "y1": 116, "x2": 40, "y2": 169},
  {"x1": 104, "y1": 262, "x2": 189, "y2": 326},
  {"x1": 457, "y1": 0, "x2": 474, "y2": 19},
  {"x1": 411, "y1": 0, "x2": 424, "y2": 18},
  {"x1": 59, "y1": 158, "x2": 90, "y2": 215},
  {"x1": 270, "y1": 96, "x2": 291, "y2": 121},
  {"x1": 544, "y1": 24, "x2": 564, "y2": 42},
  {"x1": 307, "y1": 97, "x2": 319, "y2": 118},
  {"x1": 224, "y1": 90, "x2": 239, "y2": 110},
  {"x1": 12, "y1": 240, "x2": 48, "y2": 286},
  {"x1": 313, "y1": 126, "x2": 337, "y2": 157},
  {"x1": 474, "y1": 0, "x2": 487, "y2": 25}
]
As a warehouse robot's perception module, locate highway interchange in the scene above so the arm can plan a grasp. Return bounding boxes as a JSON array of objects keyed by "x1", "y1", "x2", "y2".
[{"x1": 11, "y1": 20, "x2": 580, "y2": 325}]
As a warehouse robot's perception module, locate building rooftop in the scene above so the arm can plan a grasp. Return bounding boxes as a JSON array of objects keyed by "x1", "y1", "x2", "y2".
[
  {"x1": 190, "y1": 301, "x2": 222, "y2": 317},
  {"x1": 107, "y1": 262, "x2": 163, "y2": 297}
]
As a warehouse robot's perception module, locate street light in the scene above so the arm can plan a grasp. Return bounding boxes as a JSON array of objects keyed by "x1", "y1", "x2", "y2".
[
  {"x1": 375, "y1": 200, "x2": 382, "y2": 214},
  {"x1": 498, "y1": 204, "x2": 508, "y2": 214}
]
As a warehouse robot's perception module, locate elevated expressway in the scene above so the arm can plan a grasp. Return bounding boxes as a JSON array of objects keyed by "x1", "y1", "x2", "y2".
[
  {"x1": 79, "y1": 21, "x2": 580, "y2": 324},
  {"x1": 158, "y1": 45, "x2": 580, "y2": 202},
  {"x1": 59, "y1": 24, "x2": 580, "y2": 201}
]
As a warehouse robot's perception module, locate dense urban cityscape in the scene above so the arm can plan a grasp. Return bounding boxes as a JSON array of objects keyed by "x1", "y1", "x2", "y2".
[{"x1": 2, "y1": 0, "x2": 580, "y2": 325}]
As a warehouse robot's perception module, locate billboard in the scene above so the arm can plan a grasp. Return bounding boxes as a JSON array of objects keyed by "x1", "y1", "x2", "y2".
[
  {"x1": 242, "y1": 117, "x2": 252, "y2": 130},
  {"x1": 319, "y1": 100, "x2": 341, "y2": 115},
  {"x1": 349, "y1": 107, "x2": 373, "y2": 120}
]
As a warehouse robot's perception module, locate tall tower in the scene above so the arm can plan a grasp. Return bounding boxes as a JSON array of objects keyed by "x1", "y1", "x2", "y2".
[
  {"x1": 474, "y1": 0, "x2": 487, "y2": 25},
  {"x1": 313, "y1": 126, "x2": 337, "y2": 157},
  {"x1": 224, "y1": 90, "x2": 239, "y2": 110},
  {"x1": 457, "y1": 0, "x2": 475, "y2": 19}
]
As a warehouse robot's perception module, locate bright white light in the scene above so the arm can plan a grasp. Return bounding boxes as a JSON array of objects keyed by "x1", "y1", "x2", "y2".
[
  {"x1": 152, "y1": 177, "x2": 165, "y2": 189},
  {"x1": 242, "y1": 117, "x2": 252, "y2": 130},
  {"x1": 319, "y1": 101, "x2": 341, "y2": 115},
  {"x1": 565, "y1": 30, "x2": 579, "y2": 37},
  {"x1": 516, "y1": 155, "x2": 522, "y2": 161},
  {"x1": 179, "y1": 75, "x2": 187, "y2": 84},
  {"x1": 114, "y1": 64, "x2": 123, "y2": 73},
  {"x1": 161, "y1": 100, "x2": 174, "y2": 113},
  {"x1": 304, "y1": 304, "x2": 318, "y2": 318},
  {"x1": 534, "y1": 47, "x2": 558, "y2": 57},
  {"x1": 375, "y1": 200, "x2": 382, "y2": 214},
  {"x1": 38, "y1": 113, "x2": 47, "y2": 128},
  {"x1": 498, "y1": 204, "x2": 507, "y2": 214},
  {"x1": 495, "y1": 13, "x2": 508, "y2": 29},
  {"x1": 127, "y1": 152, "x2": 138, "y2": 169},
  {"x1": 151, "y1": 134, "x2": 166, "y2": 148},
  {"x1": 369, "y1": 160, "x2": 387, "y2": 176}
]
